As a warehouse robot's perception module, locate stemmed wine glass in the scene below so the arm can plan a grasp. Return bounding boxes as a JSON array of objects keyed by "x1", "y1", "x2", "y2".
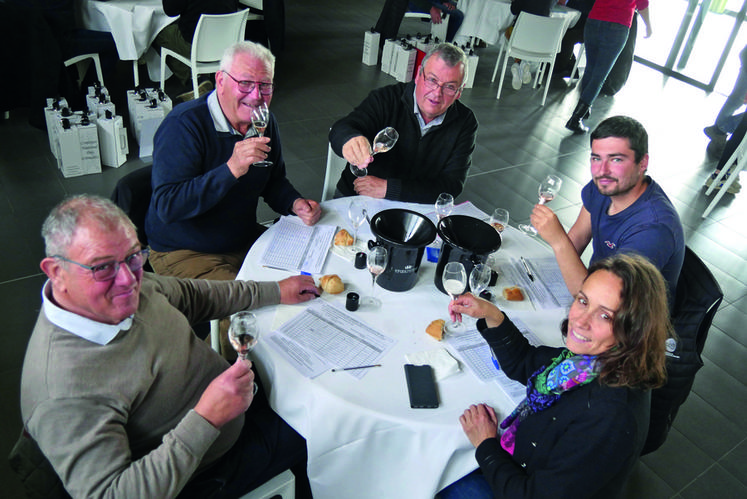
[
  {"x1": 469, "y1": 263, "x2": 492, "y2": 298},
  {"x1": 519, "y1": 174, "x2": 563, "y2": 235},
  {"x1": 442, "y1": 261, "x2": 467, "y2": 333},
  {"x1": 365, "y1": 245, "x2": 388, "y2": 308},
  {"x1": 489, "y1": 208, "x2": 509, "y2": 233},
  {"x1": 348, "y1": 199, "x2": 367, "y2": 248},
  {"x1": 251, "y1": 103, "x2": 272, "y2": 167},
  {"x1": 435, "y1": 192, "x2": 454, "y2": 223},
  {"x1": 349, "y1": 127, "x2": 399, "y2": 177},
  {"x1": 227, "y1": 311, "x2": 260, "y2": 394}
]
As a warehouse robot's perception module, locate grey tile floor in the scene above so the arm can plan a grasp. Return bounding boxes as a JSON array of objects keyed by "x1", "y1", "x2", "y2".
[{"x1": 1, "y1": 1, "x2": 746, "y2": 497}]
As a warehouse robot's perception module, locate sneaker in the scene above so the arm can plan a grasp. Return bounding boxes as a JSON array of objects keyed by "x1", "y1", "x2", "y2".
[
  {"x1": 705, "y1": 172, "x2": 742, "y2": 194},
  {"x1": 511, "y1": 63, "x2": 522, "y2": 90},
  {"x1": 703, "y1": 125, "x2": 727, "y2": 140},
  {"x1": 520, "y1": 61, "x2": 532, "y2": 84}
]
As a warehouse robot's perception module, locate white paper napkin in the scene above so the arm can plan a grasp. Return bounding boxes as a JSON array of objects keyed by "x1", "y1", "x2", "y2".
[{"x1": 405, "y1": 348, "x2": 461, "y2": 380}]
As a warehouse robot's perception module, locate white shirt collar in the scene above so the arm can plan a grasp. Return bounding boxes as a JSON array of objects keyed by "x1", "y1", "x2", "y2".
[
  {"x1": 413, "y1": 86, "x2": 446, "y2": 135},
  {"x1": 208, "y1": 91, "x2": 257, "y2": 138},
  {"x1": 41, "y1": 280, "x2": 133, "y2": 345}
]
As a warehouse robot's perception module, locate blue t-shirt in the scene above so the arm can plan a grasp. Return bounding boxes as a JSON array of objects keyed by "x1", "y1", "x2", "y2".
[{"x1": 582, "y1": 177, "x2": 685, "y2": 304}]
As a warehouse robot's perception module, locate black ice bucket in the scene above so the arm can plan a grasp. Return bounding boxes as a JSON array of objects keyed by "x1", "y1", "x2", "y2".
[
  {"x1": 368, "y1": 209, "x2": 437, "y2": 292},
  {"x1": 434, "y1": 215, "x2": 502, "y2": 295}
]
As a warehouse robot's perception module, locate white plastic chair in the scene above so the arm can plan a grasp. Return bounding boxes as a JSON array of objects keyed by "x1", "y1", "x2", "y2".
[
  {"x1": 569, "y1": 43, "x2": 585, "y2": 83},
  {"x1": 702, "y1": 131, "x2": 747, "y2": 218},
  {"x1": 160, "y1": 10, "x2": 250, "y2": 99},
  {"x1": 238, "y1": 0, "x2": 265, "y2": 19},
  {"x1": 64, "y1": 53, "x2": 105, "y2": 88},
  {"x1": 493, "y1": 12, "x2": 567, "y2": 105},
  {"x1": 240, "y1": 469, "x2": 295, "y2": 499},
  {"x1": 322, "y1": 143, "x2": 347, "y2": 202}
]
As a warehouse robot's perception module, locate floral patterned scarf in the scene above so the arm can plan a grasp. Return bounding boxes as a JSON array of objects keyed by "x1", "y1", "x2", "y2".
[{"x1": 499, "y1": 349, "x2": 598, "y2": 454}]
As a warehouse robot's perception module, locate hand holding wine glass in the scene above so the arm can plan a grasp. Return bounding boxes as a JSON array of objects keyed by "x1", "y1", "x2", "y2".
[
  {"x1": 365, "y1": 245, "x2": 388, "y2": 308},
  {"x1": 228, "y1": 311, "x2": 260, "y2": 394},
  {"x1": 251, "y1": 104, "x2": 272, "y2": 167},
  {"x1": 443, "y1": 261, "x2": 467, "y2": 333},
  {"x1": 519, "y1": 174, "x2": 562, "y2": 235},
  {"x1": 349, "y1": 127, "x2": 399, "y2": 177},
  {"x1": 348, "y1": 199, "x2": 367, "y2": 247}
]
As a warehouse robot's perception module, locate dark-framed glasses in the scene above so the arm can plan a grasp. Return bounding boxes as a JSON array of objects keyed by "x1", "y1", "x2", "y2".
[
  {"x1": 420, "y1": 69, "x2": 461, "y2": 97},
  {"x1": 222, "y1": 71, "x2": 275, "y2": 95},
  {"x1": 54, "y1": 248, "x2": 150, "y2": 281}
]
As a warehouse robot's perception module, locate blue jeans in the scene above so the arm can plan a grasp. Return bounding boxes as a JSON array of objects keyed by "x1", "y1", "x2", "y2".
[
  {"x1": 438, "y1": 470, "x2": 493, "y2": 499},
  {"x1": 715, "y1": 44, "x2": 747, "y2": 134},
  {"x1": 579, "y1": 19, "x2": 629, "y2": 106}
]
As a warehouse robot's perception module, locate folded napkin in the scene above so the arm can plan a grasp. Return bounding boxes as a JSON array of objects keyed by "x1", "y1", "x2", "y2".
[{"x1": 405, "y1": 348, "x2": 461, "y2": 380}]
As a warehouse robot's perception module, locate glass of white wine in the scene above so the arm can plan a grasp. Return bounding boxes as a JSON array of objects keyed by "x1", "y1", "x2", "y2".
[
  {"x1": 519, "y1": 174, "x2": 562, "y2": 236},
  {"x1": 227, "y1": 311, "x2": 260, "y2": 395},
  {"x1": 442, "y1": 261, "x2": 467, "y2": 333},
  {"x1": 349, "y1": 127, "x2": 399, "y2": 177},
  {"x1": 435, "y1": 192, "x2": 454, "y2": 223},
  {"x1": 251, "y1": 103, "x2": 272, "y2": 167},
  {"x1": 489, "y1": 208, "x2": 509, "y2": 233},
  {"x1": 348, "y1": 199, "x2": 367, "y2": 248}
]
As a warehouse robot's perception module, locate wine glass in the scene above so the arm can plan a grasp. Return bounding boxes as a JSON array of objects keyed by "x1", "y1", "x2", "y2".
[
  {"x1": 435, "y1": 192, "x2": 454, "y2": 223},
  {"x1": 349, "y1": 127, "x2": 399, "y2": 177},
  {"x1": 251, "y1": 104, "x2": 272, "y2": 167},
  {"x1": 489, "y1": 208, "x2": 509, "y2": 233},
  {"x1": 348, "y1": 199, "x2": 367, "y2": 248},
  {"x1": 469, "y1": 263, "x2": 492, "y2": 297},
  {"x1": 365, "y1": 245, "x2": 388, "y2": 308},
  {"x1": 442, "y1": 261, "x2": 467, "y2": 333},
  {"x1": 227, "y1": 311, "x2": 260, "y2": 394},
  {"x1": 519, "y1": 174, "x2": 563, "y2": 235}
]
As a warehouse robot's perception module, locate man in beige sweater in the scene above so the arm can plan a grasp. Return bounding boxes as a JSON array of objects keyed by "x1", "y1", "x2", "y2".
[{"x1": 20, "y1": 194, "x2": 319, "y2": 498}]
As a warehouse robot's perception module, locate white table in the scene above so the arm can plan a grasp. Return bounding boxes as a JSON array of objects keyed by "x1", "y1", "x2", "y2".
[
  {"x1": 236, "y1": 197, "x2": 567, "y2": 499},
  {"x1": 454, "y1": 0, "x2": 581, "y2": 46},
  {"x1": 77, "y1": 0, "x2": 177, "y2": 83}
]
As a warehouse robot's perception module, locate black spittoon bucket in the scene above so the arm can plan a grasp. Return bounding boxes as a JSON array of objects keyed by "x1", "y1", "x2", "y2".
[
  {"x1": 368, "y1": 209, "x2": 437, "y2": 292},
  {"x1": 434, "y1": 215, "x2": 501, "y2": 295}
]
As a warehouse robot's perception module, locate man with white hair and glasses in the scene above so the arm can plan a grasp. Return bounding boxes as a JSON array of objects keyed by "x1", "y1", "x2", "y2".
[
  {"x1": 146, "y1": 40, "x2": 321, "y2": 282},
  {"x1": 329, "y1": 42, "x2": 478, "y2": 203}
]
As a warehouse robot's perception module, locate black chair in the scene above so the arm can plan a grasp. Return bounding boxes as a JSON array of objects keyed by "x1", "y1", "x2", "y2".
[
  {"x1": 8, "y1": 429, "x2": 70, "y2": 499},
  {"x1": 642, "y1": 246, "x2": 723, "y2": 455},
  {"x1": 110, "y1": 165, "x2": 153, "y2": 248}
]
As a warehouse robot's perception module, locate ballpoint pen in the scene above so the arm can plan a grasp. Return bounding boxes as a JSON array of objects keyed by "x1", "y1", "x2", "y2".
[
  {"x1": 520, "y1": 256, "x2": 535, "y2": 282},
  {"x1": 331, "y1": 364, "x2": 382, "y2": 372}
]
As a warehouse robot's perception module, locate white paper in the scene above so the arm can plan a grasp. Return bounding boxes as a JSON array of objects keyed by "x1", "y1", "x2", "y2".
[
  {"x1": 266, "y1": 301, "x2": 397, "y2": 379},
  {"x1": 259, "y1": 216, "x2": 336, "y2": 274},
  {"x1": 498, "y1": 257, "x2": 572, "y2": 310}
]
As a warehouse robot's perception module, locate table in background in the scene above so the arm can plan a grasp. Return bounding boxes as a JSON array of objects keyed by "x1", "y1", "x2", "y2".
[
  {"x1": 454, "y1": 0, "x2": 581, "y2": 46},
  {"x1": 77, "y1": 0, "x2": 176, "y2": 83},
  {"x1": 236, "y1": 196, "x2": 567, "y2": 499}
]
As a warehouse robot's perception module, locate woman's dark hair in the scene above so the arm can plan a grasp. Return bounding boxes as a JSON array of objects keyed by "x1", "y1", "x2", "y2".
[{"x1": 561, "y1": 253, "x2": 671, "y2": 389}]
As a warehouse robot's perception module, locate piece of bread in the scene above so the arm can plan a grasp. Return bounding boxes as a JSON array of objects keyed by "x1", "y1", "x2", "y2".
[
  {"x1": 320, "y1": 274, "x2": 345, "y2": 294},
  {"x1": 425, "y1": 319, "x2": 445, "y2": 341},
  {"x1": 502, "y1": 286, "x2": 524, "y2": 301},
  {"x1": 334, "y1": 229, "x2": 354, "y2": 246}
]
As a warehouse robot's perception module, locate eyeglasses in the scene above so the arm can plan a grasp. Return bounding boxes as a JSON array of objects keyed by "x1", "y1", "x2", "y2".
[
  {"x1": 420, "y1": 69, "x2": 461, "y2": 97},
  {"x1": 222, "y1": 71, "x2": 275, "y2": 95},
  {"x1": 54, "y1": 248, "x2": 150, "y2": 282}
]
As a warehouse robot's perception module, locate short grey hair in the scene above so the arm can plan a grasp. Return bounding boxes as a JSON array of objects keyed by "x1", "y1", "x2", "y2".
[
  {"x1": 219, "y1": 41, "x2": 275, "y2": 79},
  {"x1": 421, "y1": 43, "x2": 468, "y2": 85},
  {"x1": 42, "y1": 194, "x2": 136, "y2": 257}
]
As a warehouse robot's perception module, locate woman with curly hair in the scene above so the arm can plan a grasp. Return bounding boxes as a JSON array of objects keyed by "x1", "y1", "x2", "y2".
[{"x1": 439, "y1": 253, "x2": 670, "y2": 498}]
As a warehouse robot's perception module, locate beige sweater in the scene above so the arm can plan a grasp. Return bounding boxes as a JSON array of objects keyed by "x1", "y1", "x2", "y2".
[{"x1": 21, "y1": 273, "x2": 279, "y2": 499}]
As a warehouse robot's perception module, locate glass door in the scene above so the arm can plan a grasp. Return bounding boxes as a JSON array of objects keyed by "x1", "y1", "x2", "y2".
[{"x1": 634, "y1": 0, "x2": 747, "y2": 93}]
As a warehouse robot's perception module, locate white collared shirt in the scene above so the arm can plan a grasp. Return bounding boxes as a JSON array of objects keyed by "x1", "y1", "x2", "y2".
[
  {"x1": 413, "y1": 86, "x2": 446, "y2": 136},
  {"x1": 41, "y1": 281, "x2": 133, "y2": 345},
  {"x1": 207, "y1": 91, "x2": 258, "y2": 139}
]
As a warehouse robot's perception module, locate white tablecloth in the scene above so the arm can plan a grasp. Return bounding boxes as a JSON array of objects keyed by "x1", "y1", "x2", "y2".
[
  {"x1": 236, "y1": 197, "x2": 567, "y2": 499},
  {"x1": 454, "y1": 0, "x2": 581, "y2": 46},
  {"x1": 77, "y1": 0, "x2": 176, "y2": 61}
]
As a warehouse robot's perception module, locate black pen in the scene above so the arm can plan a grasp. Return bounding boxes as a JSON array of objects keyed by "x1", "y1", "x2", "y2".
[
  {"x1": 520, "y1": 257, "x2": 535, "y2": 282},
  {"x1": 331, "y1": 364, "x2": 381, "y2": 372}
]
